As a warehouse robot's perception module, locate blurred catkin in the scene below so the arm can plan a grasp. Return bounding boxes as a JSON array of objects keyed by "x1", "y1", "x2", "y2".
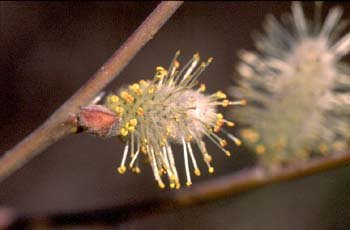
[{"x1": 229, "y1": 2, "x2": 350, "y2": 168}]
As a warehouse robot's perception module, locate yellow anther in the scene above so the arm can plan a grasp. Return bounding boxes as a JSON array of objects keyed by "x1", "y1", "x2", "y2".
[
  {"x1": 174, "y1": 60, "x2": 180, "y2": 68},
  {"x1": 204, "y1": 153, "x2": 212, "y2": 163},
  {"x1": 158, "y1": 181, "x2": 165, "y2": 189},
  {"x1": 156, "y1": 66, "x2": 166, "y2": 72},
  {"x1": 194, "y1": 168, "x2": 201, "y2": 176},
  {"x1": 139, "y1": 79, "x2": 148, "y2": 86},
  {"x1": 129, "y1": 83, "x2": 140, "y2": 91},
  {"x1": 225, "y1": 151, "x2": 231, "y2": 157},
  {"x1": 220, "y1": 139, "x2": 228, "y2": 147},
  {"x1": 117, "y1": 166, "x2": 126, "y2": 174},
  {"x1": 214, "y1": 126, "x2": 221, "y2": 133},
  {"x1": 333, "y1": 141, "x2": 346, "y2": 151},
  {"x1": 318, "y1": 143, "x2": 329, "y2": 155},
  {"x1": 132, "y1": 167, "x2": 141, "y2": 174},
  {"x1": 109, "y1": 95, "x2": 119, "y2": 103},
  {"x1": 142, "y1": 139, "x2": 148, "y2": 145},
  {"x1": 216, "y1": 91, "x2": 227, "y2": 99},
  {"x1": 226, "y1": 121, "x2": 235, "y2": 127},
  {"x1": 129, "y1": 118, "x2": 138, "y2": 126},
  {"x1": 120, "y1": 91, "x2": 134, "y2": 103},
  {"x1": 186, "y1": 135, "x2": 193, "y2": 142},
  {"x1": 159, "y1": 140, "x2": 165, "y2": 147},
  {"x1": 175, "y1": 183, "x2": 181, "y2": 189},
  {"x1": 199, "y1": 83, "x2": 206, "y2": 92},
  {"x1": 216, "y1": 113, "x2": 224, "y2": 119},
  {"x1": 239, "y1": 99, "x2": 247, "y2": 105},
  {"x1": 233, "y1": 138, "x2": 242, "y2": 146},
  {"x1": 128, "y1": 126, "x2": 135, "y2": 132},
  {"x1": 241, "y1": 129, "x2": 259, "y2": 143},
  {"x1": 148, "y1": 86, "x2": 157, "y2": 94},
  {"x1": 194, "y1": 53, "x2": 200, "y2": 59},
  {"x1": 208, "y1": 167, "x2": 214, "y2": 173},
  {"x1": 141, "y1": 146, "x2": 147, "y2": 154},
  {"x1": 216, "y1": 119, "x2": 224, "y2": 127},
  {"x1": 137, "y1": 107, "x2": 144, "y2": 116},
  {"x1": 120, "y1": 128, "x2": 128, "y2": 136},
  {"x1": 207, "y1": 57, "x2": 213, "y2": 63},
  {"x1": 222, "y1": 99, "x2": 230, "y2": 107},
  {"x1": 186, "y1": 181, "x2": 192, "y2": 187},
  {"x1": 129, "y1": 84, "x2": 143, "y2": 96},
  {"x1": 166, "y1": 127, "x2": 171, "y2": 136},
  {"x1": 170, "y1": 183, "x2": 176, "y2": 189},
  {"x1": 115, "y1": 106, "x2": 124, "y2": 115},
  {"x1": 255, "y1": 144, "x2": 266, "y2": 155}
]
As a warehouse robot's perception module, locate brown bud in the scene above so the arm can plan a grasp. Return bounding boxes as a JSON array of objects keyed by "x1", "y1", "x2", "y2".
[{"x1": 77, "y1": 105, "x2": 119, "y2": 137}]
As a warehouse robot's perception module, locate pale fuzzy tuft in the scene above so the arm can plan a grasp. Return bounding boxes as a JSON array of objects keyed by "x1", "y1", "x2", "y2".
[
  {"x1": 104, "y1": 51, "x2": 244, "y2": 188},
  {"x1": 229, "y1": 2, "x2": 350, "y2": 168}
]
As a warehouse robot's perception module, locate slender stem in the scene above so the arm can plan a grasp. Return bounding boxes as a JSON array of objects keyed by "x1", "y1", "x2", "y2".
[
  {"x1": 5, "y1": 151, "x2": 349, "y2": 229},
  {"x1": 0, "y1": 1, "x2": 183, "y2": 182}
]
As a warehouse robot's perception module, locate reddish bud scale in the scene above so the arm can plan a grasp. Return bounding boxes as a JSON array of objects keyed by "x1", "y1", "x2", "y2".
[{"x1": 77, "y1": 105, "x2": 119, "y2": 137}]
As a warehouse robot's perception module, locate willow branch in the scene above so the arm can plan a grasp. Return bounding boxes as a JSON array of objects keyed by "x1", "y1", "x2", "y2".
[
  {"x1": 5, "y1": 151, "x2": 349, "y2": 229},
  {"x1": 0, "y1": 1, "x2": 183, "y2": 182}
]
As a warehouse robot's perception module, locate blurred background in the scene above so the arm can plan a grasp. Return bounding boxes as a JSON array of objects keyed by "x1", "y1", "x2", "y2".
[{"x1": 1, "y1": 1, "x2": 350, "y2": 229}]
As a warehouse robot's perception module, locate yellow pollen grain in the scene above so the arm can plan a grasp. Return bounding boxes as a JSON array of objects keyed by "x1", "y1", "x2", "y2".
[
  {"x1": 208, "y1": 167, "x2": 214, "y2": 173},
  {"x1": 220, "y1": 139, "x2": 227, "y2": 147},
  {"x1": 222, "y1": 99, "x2": 229, "y2": 107},
  {"x1": 216, "y1": 119, "x2": 224, "y2": 127},
  {"x1": 194, "y1": 168, "x2": 201, "y2": 176},
  {"x1": 318, "y1": 143, "x2": 329, "y2": 155},
  {"x1": 186, "y1": 135, "x2": 193, "y2": 142},
  {"x1": 170, "y1": 183, "x2": 176, "y2": 189},
  {"x1": 225, "y1": 151, "x2": 231, "y2": 157},
  {"x1": 186, "y1": 181, "x2": 192, "y2": 187},
  {"x1": 158, "y1": 181, "x2": 165, "y2": 189},
  {"x1": 120, "y1": 128, "x2": 128, "y2": 136},
  {"x1": 128, "y1": 126, "x2": 135, "y2": 132},
  {"x1": 148, "y1": 86, "x2": 157, "y2": 94},
  {"x1": 118, "y1": 166, "x2": 126, "y2": 174},
  {"x1": 241, "y1": 129, "x2": 259, "y2": 143},
  {"x1": 137, "y1": 107, "x2": 144, "y2": 116},
  {"x1": 129, "y1": 118, "x2": 138, "y2": 126},
  {"x1": 216, "y1": 113, "x2": 224, "y2": 119},
  {"x1": 239, "y1": 99, "x2": 247, "y2": 105},
  {"x1": 204, "y1": 153, "x2": 212, "y2": 163},
  {"x1": 332, "y1": 141, "x2": 346, "y2": 151},
  {"x1": 123, "y1": 92, "x2": 134, "y2": 104},
  {"x1": 255, "y1": 144, "x2": 266, "y2": 155},
  {"x1": 216, "y1": 91, "x2": 227, "y2": 99},
  {"x1": 133, "y1": 167, "x2": 141, "y2": 174},
  {"x1": 110, "y1": 95, "x2": 119, "y2": 103},
  {"x1": 166, "y1": 127, "x2": 171, "y2": 136},
  {"x1": 214, "y1": 126, "x2": 221, "y2": 133},
  {"x1": 115, "y1": 106, "x2": 124, "y2": 115}
]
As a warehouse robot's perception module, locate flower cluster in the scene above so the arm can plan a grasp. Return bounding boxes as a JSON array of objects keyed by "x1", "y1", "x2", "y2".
[
  {"x1": 82, "y1": 51, "x2": 245, "y2": 189},
  {"x1": 229, "y1": 2, "x2": 350, "y2": 168}
]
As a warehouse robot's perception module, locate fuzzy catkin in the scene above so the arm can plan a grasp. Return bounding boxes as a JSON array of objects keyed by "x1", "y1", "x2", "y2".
[
  {"x1": 229, "y1": 2, "x2": 350, "y2": 168},
  {"x1": 85, "y1": 51, "x2": 245, "y2": 189}
]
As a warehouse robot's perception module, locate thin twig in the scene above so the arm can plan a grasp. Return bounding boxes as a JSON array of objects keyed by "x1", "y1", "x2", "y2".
[
  {"x1": 5, "y1": 151, "x2": 349, "y2": 229},
  {"x1": 0, "y1": 1, "x2": 183, "y2": 182}
]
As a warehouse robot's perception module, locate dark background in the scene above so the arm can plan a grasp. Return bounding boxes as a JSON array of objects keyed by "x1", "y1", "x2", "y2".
[{"x1": 1, "y1": 2, "x2": 350, "y2": 229}]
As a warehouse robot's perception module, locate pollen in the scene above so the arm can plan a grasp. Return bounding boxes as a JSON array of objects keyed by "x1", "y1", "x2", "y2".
[{"x1": 101, "y1": 51, "x2": 244, "y2": 188}]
